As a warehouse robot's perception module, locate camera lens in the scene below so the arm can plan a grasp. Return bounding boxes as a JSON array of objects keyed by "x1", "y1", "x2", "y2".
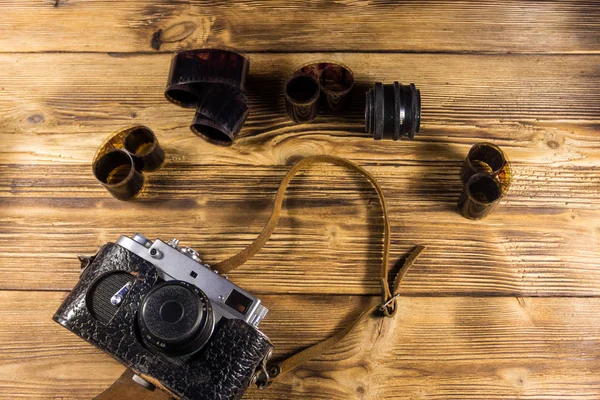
[
  {"x1": 365, "y1": 82, "x2": 421, "y2": 140},
  {"x1": 138, "y1": 281, "x2": 214, "y2": 357}
]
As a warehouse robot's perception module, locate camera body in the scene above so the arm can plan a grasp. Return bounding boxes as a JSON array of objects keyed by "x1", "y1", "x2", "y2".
[{"x1": 53, "y1": 234, "x2": 273, "y2": 400}]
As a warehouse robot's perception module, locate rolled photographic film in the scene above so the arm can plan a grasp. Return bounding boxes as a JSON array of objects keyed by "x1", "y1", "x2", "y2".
[
  {"x1": 284, "y1": 73, "x2": 321, "y2": 124},
  {"x1": 457, "y1": 172, "x2": 503, "y2": 220},
  {"x1": 165, "y1": 49, "x2": 250, "y2": 109},
  {"x1": 92, "y1": 149, "x2": 145, "y2": 200},
  {"x1": 164, "y1": 48, "x2": 251, "y2": 145},
  {"x1": 92, "y1": 125, "x2": 164, "y2": 199},
  {"x1": 461, "y1": 142, "x2": 511, "y2": 195},
  {"x1": 319, "y1": 63, "x2": 355, "y2": 112},
  {"x1": 121, "y1": 126, "x2": 165, "y2": 171},
  {"x1": 365, "y1": 82, "x2": 421, "y2": 140},
  {"x1": 284, "y1": 61, "x2": 355, "y2": 123},
  {"x1": 191, "y1": 85, "x2": 249, "y2": 145}
]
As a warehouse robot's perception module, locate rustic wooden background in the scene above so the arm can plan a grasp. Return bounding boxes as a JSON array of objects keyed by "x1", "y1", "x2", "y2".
[{"x1": 1, "y1": 1, "x2": 599, "y2": 399}]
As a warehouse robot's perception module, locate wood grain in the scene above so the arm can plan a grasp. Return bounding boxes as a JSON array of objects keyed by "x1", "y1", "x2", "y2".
[
  {"x1": 0, "y1": 1, "x2": 599, "y2": 53},
  {"x1": 1, "y1": 53, "x2": 599, "y2": 166},
  {"x1": 1, "y1": 1, "x2": 599, "y2": 398},
  {"x1": 1, "y1": 291, "x2": 599, "y2": 399},
  {"x1": 1, "y1": 163, "x2": 600, "y2": 295},
  {"x1": 0, "y1": 52, "x2": 599, "y2": 296}
]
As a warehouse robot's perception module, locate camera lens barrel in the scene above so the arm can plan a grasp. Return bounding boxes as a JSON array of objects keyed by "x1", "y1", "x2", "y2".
[
  {"x1": 365, "y1": 82, "x2": 421, "y2": 140},
  {"x1": 139, "y1": 281, "x2": 215, "y2": 357}
]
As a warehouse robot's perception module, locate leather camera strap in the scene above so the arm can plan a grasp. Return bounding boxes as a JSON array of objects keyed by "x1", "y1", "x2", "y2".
[
  {"x1": 212, "y1": 155, "x2": 425, "y2": 385},
  {"x1": 96, "y1": 155, "x2": 425, "y2": 398}
]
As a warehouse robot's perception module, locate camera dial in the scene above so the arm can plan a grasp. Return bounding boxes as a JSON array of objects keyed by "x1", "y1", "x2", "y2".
[{"x1": 138, "y1": 280, "x2": 215, "y2": 357}]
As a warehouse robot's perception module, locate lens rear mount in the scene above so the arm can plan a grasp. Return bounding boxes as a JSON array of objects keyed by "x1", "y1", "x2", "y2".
[{"x1": 138, "y1": 281, "x2": 214, "y2": 357}]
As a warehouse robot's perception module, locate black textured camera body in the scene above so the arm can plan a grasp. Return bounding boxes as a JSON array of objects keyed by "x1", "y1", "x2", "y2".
[{"x1": 53, "y1": 243, "x2": 273, "y2": 400}]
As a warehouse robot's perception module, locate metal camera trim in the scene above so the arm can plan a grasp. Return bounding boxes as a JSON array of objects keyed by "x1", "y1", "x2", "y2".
[{"x1": 116, "y1": 234, "x2": 268, "y2": 328}]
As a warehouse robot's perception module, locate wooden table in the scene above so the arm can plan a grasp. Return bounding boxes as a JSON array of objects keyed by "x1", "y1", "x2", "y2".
[{"x1": 1, "y1": 1, "x2": 599, "y2": 399}]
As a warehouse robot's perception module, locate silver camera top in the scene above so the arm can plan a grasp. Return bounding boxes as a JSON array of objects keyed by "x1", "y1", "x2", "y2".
[{"x1": 116, "y1": 234, "x2": 268, "y2": 329}]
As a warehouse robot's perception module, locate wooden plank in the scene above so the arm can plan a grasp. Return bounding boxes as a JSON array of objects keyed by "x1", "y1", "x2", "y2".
[
  {"x1": 1, "y1": 291, "x2": 599, "y2": 399},
  {"x1": 0, "y1": 53, "x2": 598, "y2": 166},
  {"x1": 0, "y1": 52, "x2": 598, "y2": 295},
  {"x1": 1, "y1": 163, "x2": 600, "y2": 295},
  {"x1": 0, "y1": 1, "x2": 599, "y2": 53}
]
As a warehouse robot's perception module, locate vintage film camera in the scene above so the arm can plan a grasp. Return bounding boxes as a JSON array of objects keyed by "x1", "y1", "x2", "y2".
[{"x1": 53, "y1": 234, "x2": 273, "y2": 400}]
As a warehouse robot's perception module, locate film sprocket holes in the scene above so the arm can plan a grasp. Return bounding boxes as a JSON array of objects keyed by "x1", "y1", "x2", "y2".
[
  {"x1": 165, "y1": 49, "x2": 250, "y2": 146},
  {"x1": 53, "y1": 234, "x2": 272, "y2": 400}
]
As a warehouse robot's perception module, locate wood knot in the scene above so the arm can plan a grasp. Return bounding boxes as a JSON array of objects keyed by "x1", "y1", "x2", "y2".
[
  {"x1": 27, "y1": 114, "x2": 45, "y2": 124},
  {"x1": 547, "y1": 140, "x2": 560, "y2": 149},
  {"x1": 151, "y1": 21, "x2": 197, "y2": 50}
]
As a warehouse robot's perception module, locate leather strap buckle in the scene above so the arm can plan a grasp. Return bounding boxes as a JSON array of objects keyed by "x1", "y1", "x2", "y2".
[{"x1": 379, "y1": 293, "x2": 401, "y2": 312}]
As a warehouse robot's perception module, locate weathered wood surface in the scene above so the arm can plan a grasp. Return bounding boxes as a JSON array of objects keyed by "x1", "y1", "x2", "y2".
[
  {"x1": 2, "y1": 292, "x2": 600, "y2": 399},
  {"x1": 1, "y1": 1, "x2": 599, "y2": 53},
  {"x1": 1, "y1": 53, "x2": 599, "y2": 166},
  {"x1": 1, "y1": 1, "x2": 600, "y2": 399},
  {"x1": 2, "y1": 163, "x2": 600, "y2": 296},
  {"x1": 1, "y1": 53, "x2": 599, "y2": 296}
]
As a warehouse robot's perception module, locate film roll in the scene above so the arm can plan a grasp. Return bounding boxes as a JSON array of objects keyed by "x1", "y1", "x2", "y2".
[
  {"x1": 319, "y1": 63, "x2": 355, "y2": 112},
  {"x1": 460, "y1": 142, "x2": 511, "y2": 195},
  {"x1": 92, "y1": 125, "x2": 164, "y2": 200},
  {"x1": 164, "y1": 49, "x2": 251, "y2": 145},
  {"x1": 165, "y1": 49, "x2": 250, "y2": 109},
  {"x1": 284, "y1": 73, "x2": 321, "y2": 124},
  {"x1": 284, "y1": 61, "x2": 355, "y2": 124},
  {"x1": 191, "y1": 85, "x2": 249, "y2": 145},
  {"x1": 93, "y1": 149, "x2": 145, "y2": 200},
  {"x1": 458, "y1": 172, "x2": 503, "y2": 220}
]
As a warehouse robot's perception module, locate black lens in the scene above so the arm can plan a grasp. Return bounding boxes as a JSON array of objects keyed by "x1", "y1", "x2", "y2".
[
  {"x1": 365, "y1": 81, "x2": 421, "y2": 140},
  {"x1": 160, "y1": 301, "x2": 184, "y2": 323},
  {"x1": 138, "y1": 281, "x2": 214, "y2": 357}
]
